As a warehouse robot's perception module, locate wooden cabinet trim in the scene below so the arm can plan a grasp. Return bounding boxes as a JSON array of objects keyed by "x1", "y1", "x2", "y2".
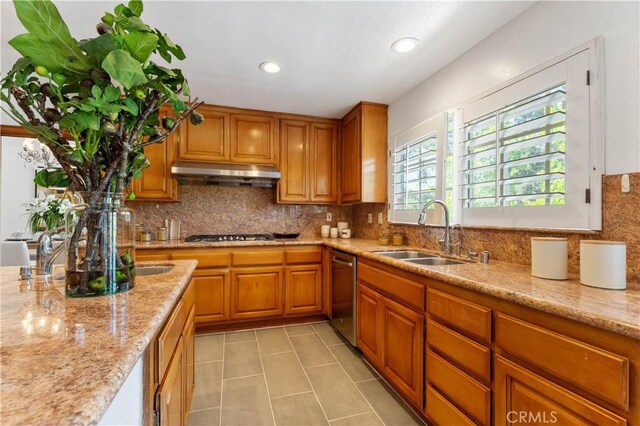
[
  {"x1": 231, "y1": 249, "x2": 285, "y2": 267},
  {"x1": 158, "y1": 299, "x2": 185, "y2": 381},
  {"x1": 285, "y1": 246, "x2": 323, "y2": 264}
]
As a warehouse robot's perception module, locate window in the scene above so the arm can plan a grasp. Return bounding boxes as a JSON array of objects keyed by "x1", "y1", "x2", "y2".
[{"x1": 389, "y1": 113, "x2": 447, "y2": 224}]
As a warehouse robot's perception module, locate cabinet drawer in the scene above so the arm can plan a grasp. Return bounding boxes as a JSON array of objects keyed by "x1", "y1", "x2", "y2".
[
  {"x1": 426, "y1": 288, "x2": 491, "y2": 344},
  {"x1": 427, "y1": 319, "x2": 490, "y2": 383},
  {"x1": 285, "y1": 247, "x2": 322, "y2": 264},
  {"x1": 182, "y1": 279, "x2": 195, "y2": 319},
  {"x1": 427, "y1": 350, "x2": 491, "y2": 425},
  {"x1": 232, "y1": 249, "x2": 284, "y2": 266},
  {"x1": 158, "y1": 299, "x2": 185, "y2": 379},
  {"x1": 172, "y1": 250, "x2": 230, "y2": 268},
  {"x1": 495, "y1": 313, "x2": 629, "y2": 409},
  {"x1": 136, "y1": 250, "x2": 171, "y2": 261},
  {"x1": 425, "y1": 385, "x2": 475, "y2": 426},
  {"x1": 358, "y1": 262, "x2": 424, "y2": 311}
]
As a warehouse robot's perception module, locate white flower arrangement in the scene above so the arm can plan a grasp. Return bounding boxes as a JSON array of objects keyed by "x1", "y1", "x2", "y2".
[{"x1": 24, "y1": 193, "x2": 80, "y2": 234}]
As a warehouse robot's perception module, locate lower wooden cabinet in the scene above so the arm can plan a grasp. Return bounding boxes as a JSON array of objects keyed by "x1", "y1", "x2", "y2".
[
  {"x1": 158, "y1": 336, "x2": 184, "y2": 426},
  {"x1": 183, "y1": 307, "x2": 195, "y2": 415},
  {"x1": 230, "y1": 267, "x2": 283, "y2": 320},
  {"x1": 356, "y1": 283, "x2": 383, "y2": 364},
  {"x1": 284, "y1": 264, "x2": 322, "y2": 315},
  {"x1": 494, "y1": 355, "x2": 626, "y2": 426},
  {"x1": 193, "y1": 270, "x2": 230, "y2": 324}
]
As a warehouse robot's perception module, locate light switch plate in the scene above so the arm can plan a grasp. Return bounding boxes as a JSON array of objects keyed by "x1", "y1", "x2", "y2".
[
  {"x1": 367, "y1": 213, "x2": 373, "y2": 224},
  {"x1": 622, "y1": 174, "x2": 630, "y2": 193},
  {"x1": 326, "y1": 212, "x2": 333, "y2": 221},
  {"x1": 377, "y1": 212, "x2": 384, "y2": 224}
]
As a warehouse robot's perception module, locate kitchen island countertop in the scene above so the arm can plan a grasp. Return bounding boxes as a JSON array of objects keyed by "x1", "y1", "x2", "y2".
[{"x1": 0, "y1": 260, "x2": 197, "y2": 426}]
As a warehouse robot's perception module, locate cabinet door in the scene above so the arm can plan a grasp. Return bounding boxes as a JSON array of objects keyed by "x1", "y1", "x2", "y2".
[
  {"x1": 230, "y1": 267, "x2": 283, "y2": 319},
  {"x1": 158, "y1": 337, "x2": 184, "y2": 426},
  {"x1": 133, "y1": 122, "x2": 177, "y2": 201},
  {"x1": 230, "y1": 113, "x2": 277, "y2": 164},
  {"x1": 381, "y1": 296, "x2": 424, "y2": 407},
  {"x1": 279, "y1": 120, "x2": 309, "y2": 202},
  {"x1": 356, "y1": 283, "x2": 383, "y2": 367},
  {"x1": 340, "y1": 109, "x2": 361, "y2": 203},
  {"x1": 310, "y1": 122, "x2": 338, "y2": 203},
  {"x1": 193, "y1": 270, "x2": 230, "y2": 324},
  {"x1": 494, "y1": 355, "x2": 626, "y2": 426},
  {"x1": 284, "y1": 264, "x2": 322, "y2": 315},
  {"x1": 178, "y1": 106, "x2": 229, "y2": 162},
  {"x1": 183, "y1": 307, "x2": 195, "y2": 416}
]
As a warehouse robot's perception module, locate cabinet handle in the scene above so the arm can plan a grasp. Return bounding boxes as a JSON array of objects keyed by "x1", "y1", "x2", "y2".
[{"x1": 331, "y1": 257, "x2": 353, "y2": 267}]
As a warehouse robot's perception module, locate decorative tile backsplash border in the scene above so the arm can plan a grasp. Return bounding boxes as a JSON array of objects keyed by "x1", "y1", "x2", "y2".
[{"x1": 353, "y1": 173, "x2": 640, "y2": 282}]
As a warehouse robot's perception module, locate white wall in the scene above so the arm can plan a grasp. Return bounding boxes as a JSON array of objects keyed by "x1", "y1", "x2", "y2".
[
  {"x1": 389, "y1": 1, "x2": 640, "y2": 175},
  {"x1": 1, "y1": 136, "x2": 36, "y2": 239}
]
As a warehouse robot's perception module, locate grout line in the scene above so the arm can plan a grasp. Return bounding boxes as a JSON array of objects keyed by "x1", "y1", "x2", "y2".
[
  {"x1": 195, "y1": 359, "x2": 223, "y2": 366},
  {"x1": 284, "y1": 324, "x2": 332, "y2": 425},
  {"x1": 255, "y1": 329, "x2": 277, "y2": 426},
  {"x1": 328, "y1": 410, "x2": 376, "y2": 423},
  {"x1": 353, "y1": 377, "x2": 378, "y2": 384},
  {"x1": 195, "y1": 331, "x2": 225, "y2": 337},
  {"x1": 325, "y1": 342, "x2": 347, "y2": 347},
  {"x1": 285, "y1": 331, "x2": 317, "y2": 338},
  {"x1": 218, "y1": 332, "x2": 225, "y2": 426},
  {"x1": 222, "y1": 372, "x2": 264, "y2": 382},
  {"x1": 302, "y1": 361, "x2": 339, "y2": 370},
  {"x1": 260, "y1": 349, "x2": 295, "y2": 357},
  {"x1": 189, "y1": 407, "x2": 220, "y2": 414},
  {"x1": 269, "y1": 390, "x2": 315, "y2": 401},
  {"x1": 223, "y1": 339, "x2": 257, "y2": 345}
]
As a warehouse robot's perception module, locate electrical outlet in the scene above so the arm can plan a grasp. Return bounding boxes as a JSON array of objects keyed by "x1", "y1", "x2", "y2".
[
  {"x1": 622, "y1": 174, "x2": 630, "y2": 193},
  {"x1": 326, "y1": 212, "x2": 333, "y2": 222},
  {"x1": 377, "y1": 212, "x2": 384, "y2": 224},
  {"x1": 367, "y1": 213, "x2": 373, "y2": 224}
]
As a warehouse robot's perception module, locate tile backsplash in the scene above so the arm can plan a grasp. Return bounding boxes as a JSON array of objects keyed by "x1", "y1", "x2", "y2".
[
  {"x1": 130, "y1": 185, "x2": 352, "y2": 238},
  {"x1": 353, "y1": 173, "x2": 640, "y2": 282}
]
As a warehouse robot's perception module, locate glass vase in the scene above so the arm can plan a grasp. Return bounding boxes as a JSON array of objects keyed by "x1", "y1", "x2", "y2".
[{"x1": 64, "y1": 192, "x2": 135, "y2": 297}]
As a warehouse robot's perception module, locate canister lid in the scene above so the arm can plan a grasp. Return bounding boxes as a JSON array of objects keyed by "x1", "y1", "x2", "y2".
[
  {"x1": 580, "y1": 240, "x2": 626, "y2": 245},
  {"x1": 531, "y1": 237, "x2": 567, "y2": 241}
]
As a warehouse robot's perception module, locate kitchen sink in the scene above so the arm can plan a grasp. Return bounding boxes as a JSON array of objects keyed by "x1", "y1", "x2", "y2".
[
  {"x1": 404, "y1": 258, "x2": 466, "y2": 266},
  {"x1": 374, "y1": 250, "x2": 438, "y2": 259},
  {"x1": 136, "y1": 265, "x2": 174, "y2": 276}
]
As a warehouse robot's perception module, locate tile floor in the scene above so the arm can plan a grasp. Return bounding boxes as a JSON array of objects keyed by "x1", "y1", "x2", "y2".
[{"x1": 188, "y1": 321, "x2": 425, "y2": 426}]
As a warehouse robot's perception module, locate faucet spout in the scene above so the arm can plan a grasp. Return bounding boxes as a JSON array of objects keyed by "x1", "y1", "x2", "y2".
[
  {"x1": 417, "y1": 200, "x2": 451, "y2": 255},
  {"x1": 35, "y1": 226, "x2": 66, "y2": 276}
]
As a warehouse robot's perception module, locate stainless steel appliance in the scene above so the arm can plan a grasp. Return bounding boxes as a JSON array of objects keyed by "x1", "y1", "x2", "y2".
[
  {"x1": 184, "y1": 234, "x2": 274, "y2": 242},
  {"x1": 171, "y1": 161, "x2": 281, "y2": 187},
  {"x1": 330, "y1": 249, "x2": 357, "y2": 346}
]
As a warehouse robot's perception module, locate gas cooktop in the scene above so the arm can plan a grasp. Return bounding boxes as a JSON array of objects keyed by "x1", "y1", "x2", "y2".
[{"x1": 184, "y1": 234, "x2": 275, "y2": 242}]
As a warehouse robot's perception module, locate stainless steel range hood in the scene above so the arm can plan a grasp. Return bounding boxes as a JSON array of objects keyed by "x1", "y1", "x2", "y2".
[{"x1": 171, "y1": 161, "x2": 281, "y2": 187}]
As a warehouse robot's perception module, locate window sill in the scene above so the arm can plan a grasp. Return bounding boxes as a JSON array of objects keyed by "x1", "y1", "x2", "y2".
[{"x1": 389, "y1": 221, "x2": 601, "y2": 235}]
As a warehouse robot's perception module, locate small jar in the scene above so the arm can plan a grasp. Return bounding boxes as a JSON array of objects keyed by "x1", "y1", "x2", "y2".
[
  {"x1": 140, "y1": 231, "x2": 152, "y2": 242},
  {"x1": 135, "y1": 224, "x2": 143, "y2": 241},
  {"x1": 378, "y1": 235, "x2": 390, "y2": 246},
  {"x1": 392, "y1": 233, "x2": 404, "y2": 246},
  {"x1": 157, "y1": 227, "x2": 167, "y2": 241}
]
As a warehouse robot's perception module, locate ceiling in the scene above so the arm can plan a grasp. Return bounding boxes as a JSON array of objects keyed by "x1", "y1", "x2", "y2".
[{"x1": 1, "y1": 1, "x2": 534, "y2": 118}]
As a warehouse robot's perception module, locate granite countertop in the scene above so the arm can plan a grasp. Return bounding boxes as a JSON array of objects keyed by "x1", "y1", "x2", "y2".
[
  {"x1": 136, "y1": 237, "x2": 324, "y2": 249},
  {"x1": 0, "y1": 260, "x2": 197, "y2": 426},
  {"x1": 136, "y1": 237, "x2": 640, "y2": 339}
]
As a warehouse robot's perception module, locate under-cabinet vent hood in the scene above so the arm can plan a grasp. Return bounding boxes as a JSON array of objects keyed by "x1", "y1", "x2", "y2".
[{"x1": 171, "y1": 161, "x2": 281, "y2": 187}]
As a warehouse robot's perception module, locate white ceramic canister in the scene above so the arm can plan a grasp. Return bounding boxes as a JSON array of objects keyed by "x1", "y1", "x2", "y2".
[
  {"x1": 337, "y1": 221, "x2": 349, "y2": 232},
  {"x1": 320, "y1": 224, "x2": 331, "y2": 238},
  {"x1": 580, "y1": 241, "x2": 627, "y2": 290},
  {"x1": 531, "y1": 237, "x2": 568, "y2": 280},
  {"x1": 330, "y1": 227, "x2": 339, "y2": 238}
]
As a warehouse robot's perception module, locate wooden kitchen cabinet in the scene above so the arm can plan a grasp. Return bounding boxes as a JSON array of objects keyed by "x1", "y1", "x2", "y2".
[
  {"x1": 157, "y1": 336, "x2": 184, "y2": 426},
  {"x1": 177, "y1": 105, "x2": 229, "y2": 162},
  {"x1": 182, "y1": 307, "x2": 195, "y2": 415},
  {"x1": 284, "y1": 264, "x2": 322, "y2": 315},
  {"x1": 340, "y1": 102, "x2": 388, "y2": 203},
  {"x1": 277, "y1": 119, "x2": 338, "y2": 204},
  {"x1": 193, "y1": 270, "x2": 230, "y2": 325},
  {"x1": 230, "y1": 266, "x2": 283, "y2": 320},
  {"x1": 230, "y1": 113, "x2": 277, "y2": 164},
  {"x1": 356, "y1": 283, "x2": 384, "y2": 366}
]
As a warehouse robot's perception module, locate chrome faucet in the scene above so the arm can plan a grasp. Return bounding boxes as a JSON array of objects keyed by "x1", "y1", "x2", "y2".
[
  {"x1": 418, "y1": 200, "x2": 451, "y2": 255},
  {"x1": 35, "y1": 226, "x2": 66, "y2": 276},
  {"x1": 452, "y1": 223, "x2": 478, "y2": 260}
]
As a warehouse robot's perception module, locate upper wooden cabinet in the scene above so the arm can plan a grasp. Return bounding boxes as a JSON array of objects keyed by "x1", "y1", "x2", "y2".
[
  {"x1": 178, "y1": 105, "x2": 229, "y2": 162},
  {"x1": 132, "y1": 108, "x2": 178, "y2": 201},
  {"x1": 230, "y1": 113, "x2": 278, "y2": 164},
  {"x1": 340, "y1": 102, "x2": 388, "y2": 203},
  {"x1": 278, "y1": 119, "x2": 339, "y2": 204}
]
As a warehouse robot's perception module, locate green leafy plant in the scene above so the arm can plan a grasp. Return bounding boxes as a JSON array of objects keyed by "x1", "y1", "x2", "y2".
[{"x1": 1, "y1": 0, "x2": 204, "y2": 296}]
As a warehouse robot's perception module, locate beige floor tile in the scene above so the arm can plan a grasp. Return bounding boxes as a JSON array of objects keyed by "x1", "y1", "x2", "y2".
[
  {"x1": 271, "y1": 392, "x2": 328, "y2": 426},
  {"x1": 356, "y1": 379, "x2": 423, "y2": 426},
  {"x1": 284, "y1": 324, "x2": 316, "y2": 336},
  {"x1": 289, "y1": 333, "x2": 336, "y2": 368},
  {"x1": 329, "y1": 412, "x2": 383, "y2": 426},
  {"x1": 225, "y1": 330, "x2": 256, "y2": 344},
  {"x1": 221, "y1": 375, "x2": 273, "y2": 426},
  {"x1": 262, "y1": 352, "x2": 311, "y2": 398},
  {"x1": 256, "y1": 327, "x2": 293, "y2": 355},
  {"x1": 188, "y1": 408, "x2": 220, "y2": 426},
  {"x1": 329, "y1": 345, "x2": 379, "y2": 382},
  {"x1": 305, "y1": 364, "x2": 371, "y2": 420},
  {"x1": 191, "y1": 361, "x2": 223, "y2": 411},
  {"x1": 312, "y1": 323, "x2": 345, "y2": 346},
  {"x1": 223, "y1": 340, "x2": 263, "y2": 379},
  {"x1": 196, "y1": 333, "x2": 224, "y2": 363}
]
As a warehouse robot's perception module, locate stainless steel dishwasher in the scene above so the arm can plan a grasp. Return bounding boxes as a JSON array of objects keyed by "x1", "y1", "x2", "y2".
[{"x1": 330, "y1": 249, "x2": 357, "y2": 346}]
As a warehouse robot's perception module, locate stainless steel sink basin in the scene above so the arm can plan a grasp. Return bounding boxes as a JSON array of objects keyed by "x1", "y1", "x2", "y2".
[
  {"x1": 136, "y1": 265, "x2": 174, "y2": 276},
  {"x1": 374, "y1": 250, "x2": 438, "y2": 259},
  {"x1": 405, "y1": 258, "x2": 466, "y2": 266}
]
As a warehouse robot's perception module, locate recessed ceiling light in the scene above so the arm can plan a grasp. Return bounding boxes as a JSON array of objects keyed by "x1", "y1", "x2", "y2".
[
  {"x1": 259, "y1": 61, "x2": 281, "y2": 73},
  {"x1": 391, "y1": 37, "x2": 419, "y2": 53}
]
